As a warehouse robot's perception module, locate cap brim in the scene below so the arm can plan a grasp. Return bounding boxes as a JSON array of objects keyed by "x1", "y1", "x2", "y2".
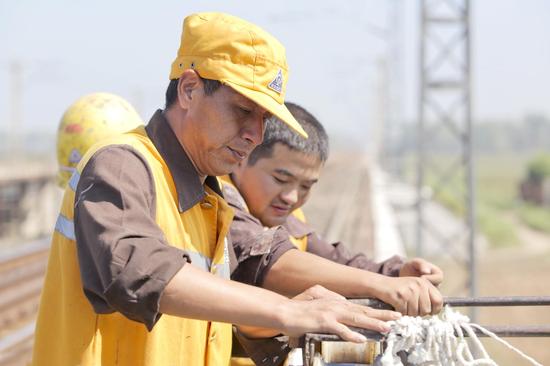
[{"x1": 223, "y1": 81, "x2": 308, "y2": 139}]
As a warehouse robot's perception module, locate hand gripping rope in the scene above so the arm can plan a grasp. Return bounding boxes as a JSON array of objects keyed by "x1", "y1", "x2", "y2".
[{"x1": 292, "y1": 296, "x2": 550, "y2": 366}]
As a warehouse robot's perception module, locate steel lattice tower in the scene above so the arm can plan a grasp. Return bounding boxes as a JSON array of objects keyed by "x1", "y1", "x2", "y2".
[{"x1": 416, "y1": 0, "x2": 476, "y2": 302}]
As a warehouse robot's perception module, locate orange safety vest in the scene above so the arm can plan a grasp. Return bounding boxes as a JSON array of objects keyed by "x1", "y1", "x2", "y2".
[{"x1": 32, "y1": 127, "x2": 233, "y2": 366}]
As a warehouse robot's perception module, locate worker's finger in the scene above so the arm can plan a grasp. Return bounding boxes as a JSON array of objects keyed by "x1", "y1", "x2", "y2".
[
  {"x1": 418, "y1": 282, "x2": 432, "y2": 316},
  {"x1": 416, "y1": 259, "x2": 434, "y2": 275},
  {"x1": 389, "y1": 289, "x2": 408, "y2": 315},
  {"x1": 304, "y1": 285, "x2": 345, "y2": 301},
  {"x1": 394, "y1": 299, "x2": 407, "y2": 316},
  {"x1": 418, "y1": 260, "x2": 444, "y2": 286},
  {"x1": 330, "y1": 323, "x2": 367, "y2": 343},
  {"x1": 406, "y1": 288, "x2": 419, "y2": 316},
  {"x1": 421, "y1": 272, "x2": 444, "y2": 286},
  {"x1": 362, "y1": 307, "x2": 401, "y2": 322},
  {"x1": 429, "y1": 286, "x2": 444, "y2": 314},
  {"x1": 342, "y1": 309, "x2": 392, "y2": 334}
]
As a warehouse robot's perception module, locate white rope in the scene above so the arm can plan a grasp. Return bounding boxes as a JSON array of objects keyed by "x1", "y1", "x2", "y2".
[{"x1": 378, "y1": 306, "x2": 543, "y2": 366}]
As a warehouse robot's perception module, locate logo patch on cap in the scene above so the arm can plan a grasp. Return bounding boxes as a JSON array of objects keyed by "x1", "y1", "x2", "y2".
[
  {"x1": 69, "y1": 148, "x2": 82, "y2": 164},
  {"x1": 268, "y1": 69, "x2": 283, "y2": 94}
]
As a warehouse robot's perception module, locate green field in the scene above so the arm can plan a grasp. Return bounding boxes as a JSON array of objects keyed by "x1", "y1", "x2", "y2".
[{"x1": 400, "y1": 153, "x2": 550, "y2": 247}]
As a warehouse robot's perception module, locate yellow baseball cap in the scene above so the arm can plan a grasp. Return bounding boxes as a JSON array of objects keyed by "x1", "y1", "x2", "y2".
[{"x1": 169, "y1": 12, "x2": 307, "y2": 138}]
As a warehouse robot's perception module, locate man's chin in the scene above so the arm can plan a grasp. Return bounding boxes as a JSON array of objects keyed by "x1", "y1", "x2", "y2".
[
  {"x1": 206, "y1": 162, "x2": 239, "y2": 177},
  {"x1": 262, "y1": 214, "x2": 288, "y2": 228}
]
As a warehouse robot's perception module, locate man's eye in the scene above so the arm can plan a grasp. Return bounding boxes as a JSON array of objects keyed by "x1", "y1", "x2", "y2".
[
  {"x1": 273, "y1": 176, "x2": 287, "y2": 184},
  {"x1": 238, "y1": 107, "x2": 251, "y2": 115}
]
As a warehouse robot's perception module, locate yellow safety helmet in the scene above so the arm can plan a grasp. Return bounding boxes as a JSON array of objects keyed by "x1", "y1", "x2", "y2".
[{"x1": 56, "y1": 92, "x2": 143, "y2": 188}]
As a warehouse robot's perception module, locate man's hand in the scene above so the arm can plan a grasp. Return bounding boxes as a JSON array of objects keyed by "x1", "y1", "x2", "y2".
[
  {"x1": 399, "y1": 258, "x2": 444, "y2": 286},
  {"x1": 291, "y1": 284, "x2": 345, "y2": 301},
  {"x1": 237, "y1": 285, "x2": 345, "y2": 338},
  {"x1": 279, "y1": 286, "x2": 401, "y2": 343},
  {"x1": 374, "y1": 276, "x2": 443, "y2": 316},
  {"x1": 161, "y1": 265, "x2": 400, "y2": 344},
  {"x1": 239, "y1": 285, "x2": 400, "y2": 342}
]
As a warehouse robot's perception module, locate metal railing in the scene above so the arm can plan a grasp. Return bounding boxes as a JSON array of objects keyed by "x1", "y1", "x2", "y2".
[{"x1": 296, "y1": 296, "x2": 550, "y2": 365}]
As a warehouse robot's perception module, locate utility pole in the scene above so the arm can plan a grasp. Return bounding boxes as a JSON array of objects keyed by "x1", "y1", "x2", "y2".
[
  {"x1": 368, "y1": 0, "x2": 404, "y2": 174},
  {"x1": 416, "y1": 0, "x2": 476, "y2": 313},
  {"x1": 384, "y1": 0, "x2": 405, "y2": 175},
  {"x1": 9, "y1": 60, "x2": 24, "y2": 157}
]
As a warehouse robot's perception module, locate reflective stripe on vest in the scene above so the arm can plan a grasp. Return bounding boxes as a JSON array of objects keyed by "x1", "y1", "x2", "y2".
[
  {"x1": 54, "y1": 214, "x2": 76, "y2": 241},
  {"x1": 54, "y1": 171, "x2": 78, "y2": 241},
  {"x1": 54, "y1": 216, "x2": 230, "y2": 279},
  {"x1": 68, "y1": 171, "x2": 80, "y2": 192},
  {"x1": 187, "y1": 251, "x2": 212, "y2": 271},
  {"x1": 213, "y1": 262, "x2": 230, "y2": 279},
  {"x1": 185, "y1": 251, "x2": 229, "y2": 279}
]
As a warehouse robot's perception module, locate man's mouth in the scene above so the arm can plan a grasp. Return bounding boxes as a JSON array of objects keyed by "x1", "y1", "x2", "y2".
[
  {"x1": 270, "y1": 204, "x2": 291, "y2": 215},
  {"x1": 227, "y1": 146, "x2": 247, "y2": 160}
]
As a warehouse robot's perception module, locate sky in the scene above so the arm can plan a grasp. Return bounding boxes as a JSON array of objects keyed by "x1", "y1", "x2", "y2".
[{"x1": 0, "y1": 0, "x2": 549, "y2": 148}]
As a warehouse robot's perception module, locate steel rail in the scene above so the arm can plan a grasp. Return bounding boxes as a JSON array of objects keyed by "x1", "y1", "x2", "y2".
[
  {"x1": 0, "y1": 322, "x2": 34, "y2": 366},
  {"x1": 349, "y1": 296, "x2": 550, "y2": 309},
  {"x1": 0, "y1": 238, "x2": 49, "y2": 269},
  {"x1": 0, "y1": 239, "x2": 49, "y2": 365},
  {"x1": 445, "y1": 296, "x2": 550, "y2": 307}
]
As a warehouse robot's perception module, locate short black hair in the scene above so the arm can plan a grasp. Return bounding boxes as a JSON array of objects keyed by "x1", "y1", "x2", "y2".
[
  {"x1": 165, "y1": 76, "x2": 222, "y2": 108},
  {"x1": 247, "y1": 102, "x2": 329, "y2": 165}
]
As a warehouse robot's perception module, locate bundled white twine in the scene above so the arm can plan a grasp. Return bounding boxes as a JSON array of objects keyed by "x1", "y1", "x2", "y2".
[{"x1": 378, "y1": 306, "x2": 543, "y2": 366}]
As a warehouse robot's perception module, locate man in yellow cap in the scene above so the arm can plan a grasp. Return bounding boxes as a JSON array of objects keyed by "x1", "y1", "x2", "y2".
[{"x1": 31, "y1": 13, "x2": 400, "y2": 366}]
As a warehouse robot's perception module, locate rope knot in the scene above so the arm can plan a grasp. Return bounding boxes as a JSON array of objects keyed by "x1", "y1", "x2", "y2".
[{"x1": 377, "y1": 306, "x2": 542, "y2": 366}]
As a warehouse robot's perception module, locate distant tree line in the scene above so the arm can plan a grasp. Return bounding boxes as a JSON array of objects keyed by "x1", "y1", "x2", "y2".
[{"x1": 385, "y1": 113, "x2": 550, "y2": 156}]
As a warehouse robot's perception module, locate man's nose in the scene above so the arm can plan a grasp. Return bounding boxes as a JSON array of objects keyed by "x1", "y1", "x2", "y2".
[
  {"x1": 241, "y1": 116, "x2": 265, "y2": 146},
  {"x1": 280, "y1": 187, "x2": 299, "y2": 205}
]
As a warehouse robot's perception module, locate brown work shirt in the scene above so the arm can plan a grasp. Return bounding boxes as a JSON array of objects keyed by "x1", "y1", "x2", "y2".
[
  {"x1": 223, "y1": 178, "x2": 404, "y2": 366},
  {"x1": 225, "y1": 180, "x2": 404, "y2": 287},
  {"x1": 73, "y1": 110, "x2": 235, "y2": 329},
  {"x1": 224, "y1": 181, "x2": 295, "y2": 285}
]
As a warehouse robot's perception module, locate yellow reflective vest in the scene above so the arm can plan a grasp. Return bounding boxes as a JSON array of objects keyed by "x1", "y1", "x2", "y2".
[
  {"x1": 32, "y1": 127, "x2": 233, "y2": 366},
  {"x1": 288, "y1": 208, "x2": 308, "y2": 252}
]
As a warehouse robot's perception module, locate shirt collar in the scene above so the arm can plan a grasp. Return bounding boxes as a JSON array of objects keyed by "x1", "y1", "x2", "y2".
[
  {"x1": 225, "y1": 175, "x2": 313, "y2": 238},
  {"x1": 145, "y1": 109, "x2": 223, "y2": 212},
  {"x1": 222, "y1": 175, "x2": 251, "y2": 213},
  {"x1": 283, "y1": 214, "x2": 314, "y2": 239}
]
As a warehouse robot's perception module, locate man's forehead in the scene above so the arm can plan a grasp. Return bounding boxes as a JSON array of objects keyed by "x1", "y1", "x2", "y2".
[
  {"x1": 269, "y1": 166, "x2": 320, "y2": 187},
  {"x1": 259, "y1": 143, "x2": 322, "y2": 175}
]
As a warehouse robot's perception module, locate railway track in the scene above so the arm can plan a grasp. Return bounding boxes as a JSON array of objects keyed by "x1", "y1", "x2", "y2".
[
  {"x1": 0, "y1": 239, "x2": 49, "y2": 366},
  {"x1": 303, "y1": 152, "x2": 375, "y2": 254},
  {"x1": 0, "y1": 324, "x2": 34, "y2": 366}
]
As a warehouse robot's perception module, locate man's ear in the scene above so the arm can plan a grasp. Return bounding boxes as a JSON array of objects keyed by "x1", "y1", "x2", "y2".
[{"x1": 177, "y1": 69, "x2": 202, "y2": 110}]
